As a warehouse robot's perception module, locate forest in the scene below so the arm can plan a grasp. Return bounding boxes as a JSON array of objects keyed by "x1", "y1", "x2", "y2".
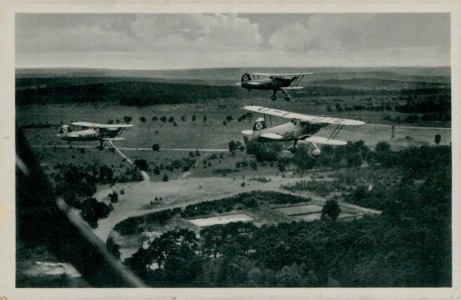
[{"x1": 117, "y1": 145, "x2": 451, "y2": 287}]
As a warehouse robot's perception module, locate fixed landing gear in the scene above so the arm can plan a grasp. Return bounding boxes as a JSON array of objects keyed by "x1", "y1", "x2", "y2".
[
  {"x1": 288, "y1": 138, "x2": 299, "y2": 154},
  {"x1": 284, "y1": 96, "x2": 291, "y2": 101},
  {"x1": 288, "y1": 145, "x2": 298, "y2": 154},
  {"x1": 270, "y1": 95, "x2": 277, "y2": 101}
]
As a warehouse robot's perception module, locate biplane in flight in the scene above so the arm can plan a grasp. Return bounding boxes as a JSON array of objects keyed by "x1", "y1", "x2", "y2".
[
  {"x1": 242, "y1": 106, "x2": 365, "y2": 156},
  {"x1": 239, "y1": 71, "x2": 312, "y2": 101},
  {"x1": 57, "y1": 122, "x2": 133, "y2": 150}
]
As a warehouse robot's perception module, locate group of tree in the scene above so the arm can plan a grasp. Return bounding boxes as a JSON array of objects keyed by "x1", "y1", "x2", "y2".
[
  {"x1": 246, "y1": 141, "x2": 283, "y2": 162},
  {"x1": 80, "y1": 197, "x2": 113, "y2": 228},
  {"x1": 114, "y1": 138, "x2": 451, "y2": 287}
]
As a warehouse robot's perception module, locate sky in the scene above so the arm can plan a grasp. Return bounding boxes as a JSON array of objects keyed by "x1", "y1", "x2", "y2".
[{"x1": 15, "y1": 13, "x2": 450, "y2": 69}]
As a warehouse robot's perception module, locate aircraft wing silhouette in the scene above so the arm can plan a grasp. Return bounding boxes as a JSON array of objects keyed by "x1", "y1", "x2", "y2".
[
  {"x1": 72, "y1": 122, "x2": 134, "y2": 128},
  {"x1": 243, "y1": 106, "x2": 365, "y2": 126},
  {"x1": 260, "y1": 133, "x2": 283, "y2": 140},
  {"x1": 299, "y1": 136, "x2": 347, "y2": 146},
  {"x1": 251, "y1": 72, "x2": 313, "y2": 77}
]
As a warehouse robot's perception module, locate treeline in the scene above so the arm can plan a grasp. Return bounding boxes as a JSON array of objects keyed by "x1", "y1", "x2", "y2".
[
  {"x1": 113, "y1": 191, "x2": 311, "y2": 235},
  {"x1": 52, "y1": 163, "x2": 142, "y2": 227},
  {"x1": 124, "y1": 200, "x2": 450, "y2": 287},
  {"x1": 16, "y1": 80, "x2": 243, "y2": 105},
  {"x1": 16, "y1": 76, "x2": 450, "y2": 106}
]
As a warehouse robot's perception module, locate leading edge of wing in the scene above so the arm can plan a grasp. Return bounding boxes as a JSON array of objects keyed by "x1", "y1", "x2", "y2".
[
  {"x1": 251, "y1": 72, "x2": 313, "y2": 77},
  {"x1": 72, "y1": 122, "x2": 134, "y2": 128},
  {"x1": 243, "y1": 106, "x2": 365, "y2": 126}
]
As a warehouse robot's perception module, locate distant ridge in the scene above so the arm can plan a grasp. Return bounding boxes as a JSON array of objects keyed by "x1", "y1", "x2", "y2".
[
  {"x1": 16, "y1": 66, "x2": 451, "y2": 88},
  {"x1": 16, "y1": 66, "x2": 451, "y2": 79}
]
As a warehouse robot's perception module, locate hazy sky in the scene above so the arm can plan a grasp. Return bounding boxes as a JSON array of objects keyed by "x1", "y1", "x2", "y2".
[{"x1": 16, "y1": 13, "x2": 450, "y2": 69}]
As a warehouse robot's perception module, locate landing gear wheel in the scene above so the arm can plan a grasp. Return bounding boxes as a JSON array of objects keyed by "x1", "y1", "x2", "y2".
[
  {"x1": 97, "y1": 145, "x2": 104, "y2": 151},
  {"x1": 284, "y1": 96, "x2": 291, "y2": 101},
  {"x1": 270, "y1": 95, "x2": 277, "y2": 101},
  {"x1": 288, "y1": 146, "x2": 298, "y2": 154}
]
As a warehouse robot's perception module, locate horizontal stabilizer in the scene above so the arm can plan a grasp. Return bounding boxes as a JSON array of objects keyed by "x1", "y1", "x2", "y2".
[
  {"x1": 300, "y1": 136, "x2": 347, "y2": 146},
  {"x1": 282, "y1": 87, "x2": 304, "y2": 90},
  {"x1": 260, "y1": 133, "x2": 283, "y2": 140},
  {"x1": 102, "y1": 137, "x2": 125, "y2": 141},
  {"x1": 241, "y1": 130, "x2": 253, "y2": 136}
]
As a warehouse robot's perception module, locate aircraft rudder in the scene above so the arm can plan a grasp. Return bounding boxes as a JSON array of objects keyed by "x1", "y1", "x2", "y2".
[{"x1": 252, "y1": 117, "x2": 267, "y2": 131}]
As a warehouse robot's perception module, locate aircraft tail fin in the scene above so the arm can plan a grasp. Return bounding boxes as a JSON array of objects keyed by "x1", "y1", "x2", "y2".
[
  {"x1": 59, "y1": 125, "x2": 72, "y2": 133},
  {"x1": 241, "y1": 72, "x2": 251, "y2": 82},
  {"x1": 252, "y1": 117, "x2": 267, "y2": 131}
]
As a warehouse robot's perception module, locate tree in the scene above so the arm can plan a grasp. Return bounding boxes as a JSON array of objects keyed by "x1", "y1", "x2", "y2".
[
  {"x1": 228, "y1": 140, "x2": 237, "y2": 153},
  {"x1": 152, "y1": 143, "x2": 160, "y2": 151},
  {"x1": 109, "y1": 191, "x2": 119, "y2": 203},
  {"x1": 276, "y1": 263, "x2": 306, "y2": 287},
  {"x1": 168, "y1": 116, "x2": 175, "y2": 123},
  {"x1": 375, "y1": 141, "x2": 391, "y2": 152},
  {"x1": 192, "y1": 115, "x2": 196, "y2": 122},
  {"x1": 321, "y1": 199, "x2": 340, "y2": 221},
  {"x1": 123, "y1": 116, "x2": 132, "y2": 124},
  {"x1": 135, "y1": 159, "x2": 148, "y2": 172},
  {"x1": 99, "y1": 165, "x2": 114, "y2": 183},
  {"x1": 434, "y1": 134, "x2": 441, "y2": 145},
  {"x1": 140, "y1": 116, "x2": 146, "y2": 123},
  {"x1": 163, "y1": 174, "x2": 169, "y2": 182},
  {"x1": 125, "y1": 248, "x2": 151, "y2": 277}
]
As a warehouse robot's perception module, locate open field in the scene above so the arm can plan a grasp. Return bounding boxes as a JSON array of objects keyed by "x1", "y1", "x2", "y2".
[{"x1": 18, "y1": 100, "x2": 450, "y2": 151}]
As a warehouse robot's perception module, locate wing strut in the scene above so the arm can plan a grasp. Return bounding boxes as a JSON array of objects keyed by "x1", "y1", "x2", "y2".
[
  {"x1": 328, "y1": 125, "x2": 344, "y2": 141},
  {"x1": 291, "y1": 75, "x2": 304, "y2": 87},
  {"x1": 117, "y1": 127, "x2": 126, "y2": 137}
]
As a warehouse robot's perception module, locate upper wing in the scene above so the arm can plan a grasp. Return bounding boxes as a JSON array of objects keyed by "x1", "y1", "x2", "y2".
[
  {"x1": 243, "y1": 106, "x2": 366, "y2": 126},
  {"x1": 251, "y1": 72, "x2": 313, "y2": 77},
  {"x1": 72, "y1": 122, "x2": 134, "y2": 128}
]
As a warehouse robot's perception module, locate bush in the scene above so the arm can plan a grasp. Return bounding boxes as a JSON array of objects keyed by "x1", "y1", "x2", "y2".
[{"x1": 246, "y1": 141, "x2": 282, "y2": 162}]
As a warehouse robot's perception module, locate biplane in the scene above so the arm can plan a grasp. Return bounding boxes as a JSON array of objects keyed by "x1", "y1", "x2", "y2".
[
  {"x1": 239, "y1": 71, "x2": 312, "y2": 101},
  {"x1": 242, "y1": 106, "x2": 365, "y2": 156},
  {"x1": 56, "y1": 122, "x2": 133, "y2": 150}
]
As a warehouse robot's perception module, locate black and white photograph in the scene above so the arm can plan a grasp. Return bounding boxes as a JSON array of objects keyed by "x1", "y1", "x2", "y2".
[{"x1": 2, "y1": 1, "x2": 460, "y2": 299}]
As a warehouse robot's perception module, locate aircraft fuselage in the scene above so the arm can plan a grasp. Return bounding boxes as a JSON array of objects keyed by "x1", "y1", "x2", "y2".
[
  {"x1": 57, "y1": 128, "x2": 101, "y2": 142},
  {"x1": 241, "y1": 77, "x2": 294, "y2": 91},
  {"x1": 251, "y1": 120, "x2": 327, "y2": 142},
  {"x1": 57, "y1": 127, "x2": 123, "y2": 142}
]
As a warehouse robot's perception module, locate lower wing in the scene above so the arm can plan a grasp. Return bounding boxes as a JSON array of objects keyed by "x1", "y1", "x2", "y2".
[
  {"x1": 260, "y1": 133, "x2": 283, "y2": 140},
  {"x1": 299, "y1": 136, "x2": 347, "y2": 146}
]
